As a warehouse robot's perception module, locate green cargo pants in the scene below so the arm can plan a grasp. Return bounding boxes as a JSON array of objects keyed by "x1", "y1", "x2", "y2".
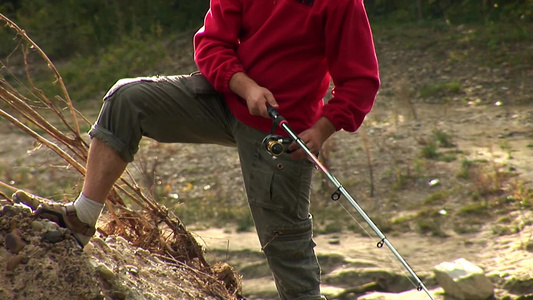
[{"x1": 89, "y1": 73, "x2": 324, "y2": 299}]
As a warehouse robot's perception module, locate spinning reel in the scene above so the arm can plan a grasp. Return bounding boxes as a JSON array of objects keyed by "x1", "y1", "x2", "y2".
[
  {"x1": 261, "y1": 134, "x2": 293, "y2": 157},
  {"x1": 262, "y1": 106, "x2": 293, "y2": 158}
]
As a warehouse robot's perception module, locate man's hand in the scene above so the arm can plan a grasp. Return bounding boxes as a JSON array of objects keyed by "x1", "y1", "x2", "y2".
[
  {"x1": 289, "y1": 117, "x2": 336, "y2": 160},
  {"x1": 229, "y1": 72, "x2": 278, "y2": 118}
]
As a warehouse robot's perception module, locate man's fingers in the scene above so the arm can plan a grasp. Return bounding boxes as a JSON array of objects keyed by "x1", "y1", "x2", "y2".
[
  {"x1": 289, "y1": 140, "x2": 320, "y2": 160},
  {"x1": 258, "y1": 103, "x2": 269, "y2": 118},
  {"x1": 262, "y1": 92, "x2": 278, "y2": 118},
  {"x1": 290, "y1": 148, "x2": 305, "y2": 160},
  {"x1": 248, "y1": 105, "x2": 260, "y2": 116},
  {"x1": 245, "y1": 87, "x2": 277, "y2": 118},
  {"x1": 265, "y1": 93, "x2": 278, "y2": 109},
  {"x1": 288, "y1": 141, "x2": 299, "y2": 152}
]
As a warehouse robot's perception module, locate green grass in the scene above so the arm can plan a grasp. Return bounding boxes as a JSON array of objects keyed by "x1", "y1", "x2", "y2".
[
  {"x1": 433, "y1": 130, "x2": 454, "y2": 148},
  {"x1": 422, "y1": 191, "x2": 448, "y2": 205},
  {"x1": 168, "y1": 196, "x2": 252, "y2": 229},
  {"x1": 419, "y1": 81, "x2": 461, "y2": 98},
  {"x1": 420, "y1": 142, "x2": 439, "y2": 159},
  {"x1": 418, "y1": 130, "x2": 458, "y2": 161},
  {"x1": 456, "y1": 202, "x2": 490, "y2": 217}
]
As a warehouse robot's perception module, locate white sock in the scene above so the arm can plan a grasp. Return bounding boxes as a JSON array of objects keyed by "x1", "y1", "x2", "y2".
[{"x1": 73, "y1": 193, "x2": 104, "y2": 226}]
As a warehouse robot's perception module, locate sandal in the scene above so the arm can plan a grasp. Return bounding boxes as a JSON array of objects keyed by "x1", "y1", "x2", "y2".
[{"x1": 12, "y1": 190, "x2": 95, "y2": 247}]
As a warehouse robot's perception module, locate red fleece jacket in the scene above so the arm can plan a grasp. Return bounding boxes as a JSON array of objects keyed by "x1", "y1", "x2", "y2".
[{"x1": 194, "y1": 0, "x2": 379, "y2": 135}]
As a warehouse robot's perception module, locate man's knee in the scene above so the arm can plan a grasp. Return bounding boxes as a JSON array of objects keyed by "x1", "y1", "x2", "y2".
[
  {"x1": 88, "y1": 126, "x2": 135, "y2": 163},
  {"x1": 88, "y1": 82, "x2": 147, "y2": 163},
  {"x1": 261, "y1": 218, "x2": 321, "y2": 297}
]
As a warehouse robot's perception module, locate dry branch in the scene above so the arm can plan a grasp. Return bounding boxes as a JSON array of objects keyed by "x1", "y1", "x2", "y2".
[{"x1": 0, "y1": 13, "x2": 236, "y2": 297}]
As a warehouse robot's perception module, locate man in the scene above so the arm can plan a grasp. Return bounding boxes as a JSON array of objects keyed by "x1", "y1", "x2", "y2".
[{"x1": 17, "y1": 0, "x2": 379, "y2": 299}]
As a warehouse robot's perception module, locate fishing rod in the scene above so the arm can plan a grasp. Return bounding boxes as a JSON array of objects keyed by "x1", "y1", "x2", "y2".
[{"x1": 266, "y1": 105, "x2": 435, "y2": 300}]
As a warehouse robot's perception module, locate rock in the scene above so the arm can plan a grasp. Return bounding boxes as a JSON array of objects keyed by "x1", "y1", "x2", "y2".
[
  {"x1": 0, "y1": 195, "x2": 234, "y2": 299},
  {"x1": 503, "y1": 276, "x2": 533, "y2": 295},
  {"x1": 30, "y1": 220, "x2": 45, "y2": 231},
  {"x1": 357, "y1": 287, "x2": 443, "y2": 300},
  {"x1": 126, "y1": 265, "x2": 139, "y2": 276},
  {"x1": 43, "y1": 229, "x2": 65, "y2": 243},
  {"x1": 5, "y1": 231, "x2": 26, "y2": 254},
  {"x1": 6, "y1": 254, "x2": 27, "y2": 271},
  {"x1": 0, "y1": 247, "x2": 9, "y2": 260},
  {"x1": 1, "y1": 205, "x2": 17, "y2": 217},
  {"x1": 434, "y1": 258, "x2": 494, "y2": 300},
  {"x1": 42, "y1": 219, "x2": 61, "y2": 231},
  {"x1": 96, "y1": 263, "x2": 116, "y2": 281},
  {"x1": 323, "y1": 268, "x2": 414, "y2": 293},
  {"x1": 109, "y1": 290, "x2": 127, "y2": 300}
]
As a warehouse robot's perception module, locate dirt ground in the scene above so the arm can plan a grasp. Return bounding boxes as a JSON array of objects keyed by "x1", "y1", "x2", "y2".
[
  {"x1": 189, "y1": 100, "x2": 533, "y2": 299},
  {"x1": 1, "y1": 23, "x2": 532, "y2": 299},
  {"x1": 1, "y1": 99, "x2": 532, "y2": 299}
]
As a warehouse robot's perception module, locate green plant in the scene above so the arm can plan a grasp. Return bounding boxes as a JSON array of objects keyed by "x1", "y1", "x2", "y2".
[
  {"x1": 1, "y1": 1, "x2": 208, "y2": 59},
  {"x1": 491, "y1": 224, "x2": 517, "y2": 236},
  {"x1": 499, "y1": 140, "x2": 514, "y2": 159},
  {"x1": 458, "y1": 155, "x2": 513, "y2": 199},
  {"x1": 321, "y1": 222, "x2": 343, "y2": 234},
  {"x1": 456, "y1": 202, "x2": 490, "y2": 217},
  {"x1": 60, "y1": 35, "x2": 175, "y2": 101},
  {"x1": 433, "y1": 130, "x2": 454, "y2": 148},
  {"x1": 457, "y1": 158, "x2": 473, "y2": 179},
  {"x1": 236, "y1": 214, "x2": 254, "y2": 233},
  {"x1": 524, "y1": 240, "x2": 533, "y2": 252},
  {"x1": 497, "y1": 215, "x2": 512, "y2": 224},
  {"x1": 414, "y1": 208, "x2": 447, "y2": 237},
  {"x1": 440, "y1": 154, "x2": 457, "y2": 162},
  {"x1": 419, "y1": 81, "x2": 461, "y2": 98},
  {"x1": 420, "y1": 142, "x2": 439, "y2": 159},
  {"x1": 423, "y1": 191, "x2": 448, "y2": 205},
  {"x1": 389, "y1": 215, "x2": 414, "y2": 233},
  {"x1": 507, "y1": 180, "x2": 533, "y2": 209},
  {"x1": 392, "y1": 169, "x2": 412, "y2": 191}
]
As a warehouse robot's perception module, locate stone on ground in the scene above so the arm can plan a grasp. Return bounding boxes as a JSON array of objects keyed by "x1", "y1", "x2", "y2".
[{"x1": 433, "y1": 258, "x2": 494, "y2": 300}]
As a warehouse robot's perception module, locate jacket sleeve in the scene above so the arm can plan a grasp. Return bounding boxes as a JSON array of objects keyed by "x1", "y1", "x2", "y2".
[
  {"x1": 321, "y1": 0, "x2": 380, "y2": 132},
  {"x1": 193, "y1": 0, "x2": 245, "y2": 92}
]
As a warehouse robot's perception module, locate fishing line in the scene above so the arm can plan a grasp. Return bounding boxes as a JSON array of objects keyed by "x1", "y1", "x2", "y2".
[{"x1": 335, "y1": 199, "x2": 420, "y2": 290}]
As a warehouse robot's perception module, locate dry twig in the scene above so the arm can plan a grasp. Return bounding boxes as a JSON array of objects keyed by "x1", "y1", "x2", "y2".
[{"x1": 0, "y1": 13, "x2": 233, "y2": 295}]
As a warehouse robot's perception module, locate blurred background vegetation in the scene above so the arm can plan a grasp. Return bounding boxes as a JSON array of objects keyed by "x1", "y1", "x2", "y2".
[
  {"x1": 0, "y1": 0, "x2": 531, "y2": 102},
  {"x1": 0, "y1": 0, "x2": 531, "y2": 234}
]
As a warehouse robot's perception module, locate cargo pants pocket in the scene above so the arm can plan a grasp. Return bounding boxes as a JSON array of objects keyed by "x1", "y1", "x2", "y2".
[
  {"x1": 187, "y1": 71, "x2": 218, "y2": 95},
  {"x1": 247, "y1": 148, "x2": 314, "y2": 219},
  {"x1": 262, "y1": 218, "x2": 321, "y2": 297}
]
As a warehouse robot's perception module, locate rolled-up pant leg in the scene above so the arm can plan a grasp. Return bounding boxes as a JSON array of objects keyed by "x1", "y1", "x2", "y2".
[
  {"x1": 235, "y1": 124, "x2": 322, "y2": 300},
  {"x1": 88, "y1": 75, "x2": 237, "y2": 161}
]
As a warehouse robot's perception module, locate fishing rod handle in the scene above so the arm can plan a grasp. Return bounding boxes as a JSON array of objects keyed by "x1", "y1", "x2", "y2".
[{"x1": 267, "y1": 105, "x2": 285, "y2": 122}]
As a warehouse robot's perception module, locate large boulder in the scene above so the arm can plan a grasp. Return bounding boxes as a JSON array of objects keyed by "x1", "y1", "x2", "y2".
[{"x1": 434, "y1": 258, "x2": 493, "y2": 300}]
